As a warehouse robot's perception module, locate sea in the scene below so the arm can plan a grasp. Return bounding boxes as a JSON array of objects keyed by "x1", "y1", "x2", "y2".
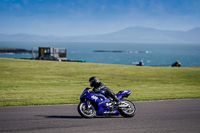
[{"x1": 0, "y1": 41, "x2": 200, "y2": 67}]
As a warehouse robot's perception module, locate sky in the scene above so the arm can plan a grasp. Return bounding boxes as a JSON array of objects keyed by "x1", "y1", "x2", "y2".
[{"x1": 0, "y1": 0, "x2": 200, "y2": 36}]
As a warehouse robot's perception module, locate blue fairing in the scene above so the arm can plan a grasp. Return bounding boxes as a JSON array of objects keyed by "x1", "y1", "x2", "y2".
[
  {"x1": 116, "y1": 90, "x2": 131, "y2": 100},
  {"x1": 80, "y1": 88, "x2": 131, "y2": 115}
]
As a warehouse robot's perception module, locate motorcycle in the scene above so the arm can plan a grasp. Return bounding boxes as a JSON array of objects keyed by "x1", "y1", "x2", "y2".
[{"x1": 77, "y1": 88, "x2": 136, "y2": 118}]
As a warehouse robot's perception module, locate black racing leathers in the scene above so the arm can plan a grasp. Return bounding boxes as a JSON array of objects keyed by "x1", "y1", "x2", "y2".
[{"x1": 91, "y1": 82, "x2": 120, "y2": 102}]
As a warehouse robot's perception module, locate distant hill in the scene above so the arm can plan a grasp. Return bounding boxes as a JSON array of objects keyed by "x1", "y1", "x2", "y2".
[{"x1": 0, "y1": 26, "x2": 200, "y2": 43}]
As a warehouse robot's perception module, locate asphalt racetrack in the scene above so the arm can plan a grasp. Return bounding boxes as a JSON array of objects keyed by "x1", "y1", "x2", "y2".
[{"x1": 0, "y1": 99, "x2": 200, "y2": 133}]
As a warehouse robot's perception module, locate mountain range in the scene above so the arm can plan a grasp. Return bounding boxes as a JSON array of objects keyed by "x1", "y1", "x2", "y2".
[{"x1": 0, "y1": 26, "x2": 200, "y2": 43}]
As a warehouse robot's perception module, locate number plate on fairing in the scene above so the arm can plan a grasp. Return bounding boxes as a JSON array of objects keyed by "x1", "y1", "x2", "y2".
[{"x1": 103, "y1": 111, "x2": 117, "y2": 114}]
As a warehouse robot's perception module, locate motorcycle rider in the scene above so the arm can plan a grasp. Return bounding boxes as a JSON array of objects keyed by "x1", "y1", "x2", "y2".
[{"x1": 89, "y1": 77, "x2": 121, "y2": 105}]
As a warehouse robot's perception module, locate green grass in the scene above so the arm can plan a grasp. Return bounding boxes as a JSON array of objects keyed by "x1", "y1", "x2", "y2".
[{"x1": 0, "y1": 58, "x2": 200, "y2": 107}]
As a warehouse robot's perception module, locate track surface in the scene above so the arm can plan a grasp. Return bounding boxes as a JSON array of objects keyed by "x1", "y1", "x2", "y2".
[{"x1": 0, "y1": 99, "x2": 200, "y2": 133}]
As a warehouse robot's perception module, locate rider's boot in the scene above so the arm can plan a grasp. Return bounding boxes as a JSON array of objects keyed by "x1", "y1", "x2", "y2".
[{"x1": 113, "y1": 95, "x2": 121, "y2": 106}]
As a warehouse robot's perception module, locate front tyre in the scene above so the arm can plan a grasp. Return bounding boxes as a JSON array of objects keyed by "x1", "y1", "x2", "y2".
[
  {"x1": 119, "y1": 100, "x2": 136, "y2": 117},
  {"x1": 78, "y1": 102, "x2": 96, "y2": 118}
]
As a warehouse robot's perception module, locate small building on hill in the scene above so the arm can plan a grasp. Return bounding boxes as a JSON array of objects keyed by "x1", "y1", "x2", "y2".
[{"x1": 33, "y1": 47, "x2": 67, "y2": 61}]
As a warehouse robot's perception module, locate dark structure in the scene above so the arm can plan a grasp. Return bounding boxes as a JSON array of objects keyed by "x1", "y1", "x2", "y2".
[
  {"x1": 33, "y1": 47, "x2": 67, "y2": 61},
  {"x1": 171, "y1": 61, "x2": 181, "y2": 67}
]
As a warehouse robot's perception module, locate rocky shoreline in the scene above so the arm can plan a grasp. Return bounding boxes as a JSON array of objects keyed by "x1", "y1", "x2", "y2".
[{"x1": 0, "y1": 48, "x2": 31, "y2": 53}]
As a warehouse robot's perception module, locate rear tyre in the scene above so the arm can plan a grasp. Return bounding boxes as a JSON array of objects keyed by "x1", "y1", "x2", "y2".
[
  {"x1": 78, "y1": 102, "x2": 96, "y2": 118},
  {"x1": 119, "y1": 100, "x2": 136, "y2": 117}
]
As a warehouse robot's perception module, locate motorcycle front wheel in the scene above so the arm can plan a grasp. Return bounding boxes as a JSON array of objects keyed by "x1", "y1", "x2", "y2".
[
  {"x1": 78, "y1": 102, "x2": 96, "y2": 118},
  {"x1": 119, "y1": 100, "x2": 136, "y2": 117}
]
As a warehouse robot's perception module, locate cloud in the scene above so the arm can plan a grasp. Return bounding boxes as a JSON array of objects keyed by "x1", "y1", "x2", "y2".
[
  {"x1": 13, "y1": 3, "x2": 21, "y2": 9},
  {"x1": 101, "y1": 5, "x2": 106, "y2": 11},
  {"x1": 2, "y1": 0, "x2": 22, "y2": 10},
  {"x1": 23, "y1": 0, "x2": 28, "y2": 5},
  {"x1": 0, "y1": 0, "x2": 200, "y2": 35}
]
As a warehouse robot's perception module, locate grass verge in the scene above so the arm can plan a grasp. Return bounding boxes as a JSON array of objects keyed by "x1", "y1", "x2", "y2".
[{"x1": 0, "y1": 58, "x2": 200, "y2": 107}]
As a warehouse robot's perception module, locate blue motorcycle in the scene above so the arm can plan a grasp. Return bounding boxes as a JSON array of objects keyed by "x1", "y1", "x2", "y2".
[{"x1": 78, "y1": 88, "x2": 136, "y2": 118}]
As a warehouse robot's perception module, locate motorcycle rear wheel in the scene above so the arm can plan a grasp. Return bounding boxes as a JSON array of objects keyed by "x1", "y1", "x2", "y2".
[
  {"x1": 78, "y1": 102, "x2": 96, "y2": 118},
  {"x1": 119, "y1": 100, "x2": 136, "y2": 117}
]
